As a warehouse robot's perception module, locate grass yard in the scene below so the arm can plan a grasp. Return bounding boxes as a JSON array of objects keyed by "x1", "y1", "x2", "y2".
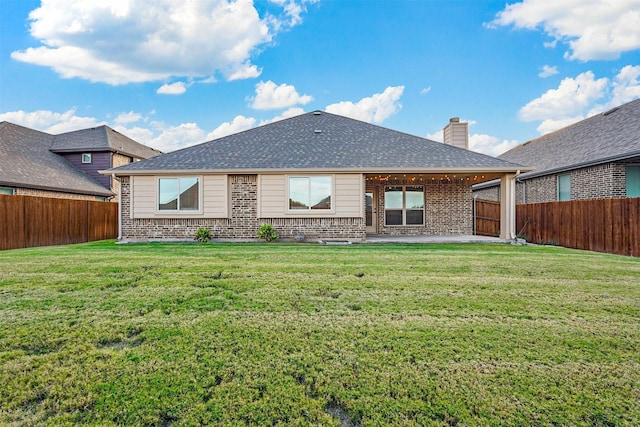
[{"x1": 0, "y1": 241, "x2": 639, "y2": 426}]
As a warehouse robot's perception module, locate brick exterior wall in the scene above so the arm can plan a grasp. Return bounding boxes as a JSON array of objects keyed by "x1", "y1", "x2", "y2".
[
  {"x1": 520, "y1": 175, "x2": 557, "y2": 203},
  {"x1": 473, "y1": 186, "x2": 500, "y2": 202},
  {"x1": 15, "y1": 188, "x2": 105, "y2": 201},
  {"x1": 367, "y1": 179, "x2": 473, "y2": 235},
  {"x1": 473, "y1": 162, "x2": 630, "y2": 204},
  {"x1": 120, "y1": 175, "x2": 474, "y2": 241}
]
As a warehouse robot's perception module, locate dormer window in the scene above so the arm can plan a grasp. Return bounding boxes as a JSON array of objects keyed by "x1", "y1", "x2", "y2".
[{"x1": 82, "y1": 153, "x2": 92, "y2": 164}]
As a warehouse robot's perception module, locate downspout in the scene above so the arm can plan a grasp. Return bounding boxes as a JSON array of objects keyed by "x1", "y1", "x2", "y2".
[
  {"x1": 472, "y1": 194, "x2": 477, "y2": 235},
  {"x1": 510, "y1": 170, "x2": 521, "y2": 240}
]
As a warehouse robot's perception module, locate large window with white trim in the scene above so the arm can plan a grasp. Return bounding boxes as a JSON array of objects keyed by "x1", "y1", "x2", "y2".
[
  {"x1": 158, "y1": 177, "x2": 199, "y2": 211},
  {"x1": 289, "y1": 176, "x2": 332, "y2": 210},
  {"x1": 385, "y1": 186, "x2": 424, "y2": 225}
]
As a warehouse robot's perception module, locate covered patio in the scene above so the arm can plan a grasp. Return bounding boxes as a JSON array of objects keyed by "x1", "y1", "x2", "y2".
[{"x1": 364, "y1": 172, "x2": 519, "y2": 240}]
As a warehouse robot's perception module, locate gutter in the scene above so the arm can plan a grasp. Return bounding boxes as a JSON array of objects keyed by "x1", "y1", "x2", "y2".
[{"x1": 512, "y1": 150, "x2": 640, "y2": 181}]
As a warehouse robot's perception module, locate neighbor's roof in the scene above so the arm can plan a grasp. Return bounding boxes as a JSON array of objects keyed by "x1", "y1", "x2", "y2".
[
  {"x1": 0, "y1": 122, "x2": 113, "y2": 196},
  {"x1": 51, "y1": 125, "x2": 161, "y2": 159},
  {"x1": 108, "y1": 111, "x2": 527, "y2": 175},
  {"x1": 499, "y1": 97, "x2": 640, "y2": 179}
]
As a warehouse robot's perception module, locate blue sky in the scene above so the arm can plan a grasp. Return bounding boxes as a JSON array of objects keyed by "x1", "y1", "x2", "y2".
[{"x1": 1, "y1": 0, "x2": 639, "y2": 155}]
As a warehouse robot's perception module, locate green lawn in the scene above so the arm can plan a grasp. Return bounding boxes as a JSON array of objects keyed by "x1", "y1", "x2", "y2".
[{"x1": 1, "y1": 241, "x2": 639, "y2": 426}]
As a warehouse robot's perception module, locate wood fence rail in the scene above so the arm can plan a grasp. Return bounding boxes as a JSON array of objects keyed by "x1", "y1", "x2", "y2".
[
  {"x1": 0, "y1": 195, "x2": 118, "y2": 251},
  {"x1": 475, "y1": 198, "x2": 640, "y2": 257}
]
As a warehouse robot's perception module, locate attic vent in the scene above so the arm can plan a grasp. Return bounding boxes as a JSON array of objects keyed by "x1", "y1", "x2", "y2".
[
  {"x1": 313, "y1": 111, "x2": 322, "y2": 115},
  {"x1": 602, "y1": 107, "x2": 620, "y2": 116},
  {"x1": 314, "y1": 129, "x2": 323, "y2": 134}
]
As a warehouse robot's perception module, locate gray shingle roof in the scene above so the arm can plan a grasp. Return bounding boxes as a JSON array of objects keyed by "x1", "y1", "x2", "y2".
[
  {"x1": 51, "y1": 125, "x2": 161, "y2": 159},
  {"x1": 499, "y1": 98, "x2": 640, "y2": 178},
  {"x1": 0, "y1": 122, "x2": 113, "y2": 196},
  {"x1": 110, "y1": 111, "x2": 525, "y2": 173}
]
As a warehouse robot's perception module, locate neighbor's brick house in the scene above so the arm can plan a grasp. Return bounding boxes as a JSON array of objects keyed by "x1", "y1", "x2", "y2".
[
  {"x1": 106, "y1": 111, "x2": 528, "y2": 242},
  {"x1": 0, "y1": 122, "x2": 160, "y2": 201},
  {"x1": 473, "y1": 98, "x2": 640, "y2": 203}
]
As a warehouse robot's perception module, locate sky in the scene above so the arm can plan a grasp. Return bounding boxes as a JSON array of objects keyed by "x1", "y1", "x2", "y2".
[{"x1": 1, "y1": 0, "x2": 639, "y2": 156}]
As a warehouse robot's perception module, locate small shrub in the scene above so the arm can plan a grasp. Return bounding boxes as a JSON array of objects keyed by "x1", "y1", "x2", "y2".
[
  {"x1": 194, "y1": 228, "x2": 212, "y2": 243},
  {"x1": 257, "y1": 224, "x2": 278, "y2": 242}
]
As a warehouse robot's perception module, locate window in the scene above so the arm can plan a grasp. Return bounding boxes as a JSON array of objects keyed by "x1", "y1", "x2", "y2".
[
  {"x1": 558, "y1": 174, "x2": 571, "y2": 201},
  {"x1": 82, "y1": 153, "x2": 92, "y2": 164},
  {"x1": 158, "y1": 177, "x2": 199, "y2": 211},
  {"x1": 0, "y1": 186, "x2": 15, "y2": 195},
  {"x1": 626, "y1": 166, "x2": 640, "y2": 198},
  {"x1": 288, "y1": 176, "x2": 332, "y2": 210},
  {"x1": 385, "y1": 186, "x2": 424, "y2": 225}
]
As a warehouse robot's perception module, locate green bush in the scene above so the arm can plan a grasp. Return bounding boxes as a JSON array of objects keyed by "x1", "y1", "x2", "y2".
[
  {"x1": 256, "y1": 223, "x2": 278, "y2": 242},
  {"x1": 194, "y1": 228, "x2": 212, "y2": 243}
]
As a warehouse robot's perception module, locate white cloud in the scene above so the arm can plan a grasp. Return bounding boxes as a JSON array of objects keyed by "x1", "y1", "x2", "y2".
[
  {"x1": 207, "y1": 115, "x2": 257, "y2": 140},
  {"x1": 251, "y1": 81, "x2": 313, "y2": 110},
  {"x1": 325, "y1": 86, "x2": 404, "y2": 124},
  {"x1": 519, "y1": 71, "x2": 608, "y2": 122},
  {"x1": 0, "y1": 108, "x2": 104, "y2": 133},
  {"x1": 538, "y1": 65, "x2": 558, "y2": 78},
  {"x1": 491, "y1": 0, "x2": 640, "y2": 61},
  {"x1": 469, "y1": 134, "x2": 520, "y2": 157},
  {"x1": 420, "y1": 86, "x2": 432, "y2": 95},
  {"x1": 259, "y1": 107, "x2": 305, "y2": 125},
  {"x1": 11, "y1": 0, "x2": 314, "y2": 85},
  {"x1": 519, "y1": 66, "x2": 640, "y2": 134},
  {"x1": 222, "y1": 62, "x2": 262, "y2": 81},
  {"x1": 267, "y1": 0, "x2": 318, "y2": 29},
  {"x1": 425, "y1": 130, "x2": 443, "y2": 142},
  {"x1": 114, "y1": 111, "x2": 143, "y2": 125},
  {"x1": 610, "y1": 65, "x2": 640, "y2": 106},
  {"x1": 157, "y1": 81, "x2": 188, "y2": 95}
]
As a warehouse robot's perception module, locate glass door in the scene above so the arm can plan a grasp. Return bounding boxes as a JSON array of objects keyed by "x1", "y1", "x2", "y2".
[{"x1": 365, "y1": 189, "x2": 377, "y2": 233}]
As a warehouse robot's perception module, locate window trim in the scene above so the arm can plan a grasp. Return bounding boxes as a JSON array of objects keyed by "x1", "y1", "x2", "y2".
[
  {"x1": 81, "y1": 153, "x2": 92, "y2": 164},
  {"x1": 384, "y1": 185, "x2": 425, "y2": 226},
  {"x1": 557, "y1": 173, "x2": 571, "y2": 201},
  {"x1": 286, "y1": 175, "x2": 335, "y2": 214},
  {"x1": 156, "y1": 176, "x2": 202, "y2": 214}
]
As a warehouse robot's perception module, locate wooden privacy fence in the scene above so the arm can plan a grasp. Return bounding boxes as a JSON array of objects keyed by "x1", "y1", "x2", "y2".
[
  {"x1": 474, "y1": 198, "x2": 501, "y2": 237},
  {"x1": 474, "y1": 198, "x2": 640, "y2": 257},
  {"x1": 517, "y1": 198, "x2": 640, "y2": 257},
  {"x1": 0, "y1": 194, "x2": 118, "y2": 251}
]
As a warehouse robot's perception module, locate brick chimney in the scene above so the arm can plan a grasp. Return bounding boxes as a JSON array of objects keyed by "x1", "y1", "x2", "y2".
[{"x1": 443, "y1": 117, "x2": 469, "y2": 150}]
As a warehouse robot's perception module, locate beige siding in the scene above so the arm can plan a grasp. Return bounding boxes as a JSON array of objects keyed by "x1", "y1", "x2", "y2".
[
  {"x1": 131, "y1": 175, "x2": 228, "y2": 219},
  {"x1": 258, "y1": 173, "x2": 363, "y2": 218}
]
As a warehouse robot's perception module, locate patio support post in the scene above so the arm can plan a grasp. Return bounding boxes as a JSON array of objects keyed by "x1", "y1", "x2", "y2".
[{"x1": 499, "y1": 173, "x2": 516, "y2": 240}]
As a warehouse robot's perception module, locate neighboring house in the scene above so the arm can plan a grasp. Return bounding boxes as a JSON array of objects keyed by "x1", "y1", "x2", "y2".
[
  {"x1": 474, "y1": 98, "x2": 640, "y2": 203},
  {"x1": 105, "y1": 111, "x2": 528, "y2": 242},
  {"x1": 0, "y1": 122, "x2": 160, "y2": 200}
]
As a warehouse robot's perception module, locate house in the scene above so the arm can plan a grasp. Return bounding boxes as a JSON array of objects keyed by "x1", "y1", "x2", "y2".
[
  {"x1": 0, "y1": 122, "x2": 160, "y2": 200},
  {"x1": 473, "y1": 98, "x2": 640, "y2": 203},
  {"x1": 105, "y1": 111, "x2": 529, "y2": 242}
]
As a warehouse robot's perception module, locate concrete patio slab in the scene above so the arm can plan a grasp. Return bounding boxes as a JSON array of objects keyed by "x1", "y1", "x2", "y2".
[{"x1": 362, "y1": 235, "x2": 507, "y2": 244}]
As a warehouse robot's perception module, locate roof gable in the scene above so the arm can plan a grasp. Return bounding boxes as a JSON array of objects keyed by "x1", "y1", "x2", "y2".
[
  {"x1": 499, "y1": 98, "x2": 640, "y2": 178},
  {"x1": 110, "y1": 111, "x2": 526, "y2": 173},
  {"x1": 51, "y1": 125, "x2": 161, "y2": 159},
  {"x1": 0, "y1": 122, "x2": 112, "y2": 196}
]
